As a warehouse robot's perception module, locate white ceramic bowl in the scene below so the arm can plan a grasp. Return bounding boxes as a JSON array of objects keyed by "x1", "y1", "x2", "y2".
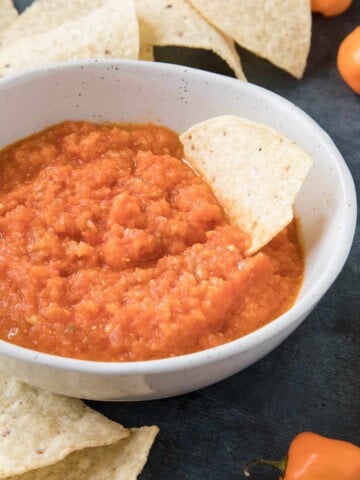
[{"x1": 0, "y1": 60, "x2": 356, "y2": 400}]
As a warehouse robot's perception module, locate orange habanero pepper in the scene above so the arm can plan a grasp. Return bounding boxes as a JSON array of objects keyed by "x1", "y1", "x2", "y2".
[
  {"x1": 311, "y1": 0, "x2": 353, "y2": 16},
  {"x1": 337, "y1": 27, "x2": 360, "y2": 94},
  {"x1": 244, "y1": 432, "x2": 360, "y2": 480}
]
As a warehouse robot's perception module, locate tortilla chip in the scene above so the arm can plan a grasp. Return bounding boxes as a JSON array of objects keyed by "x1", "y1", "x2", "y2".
[
  {"x1": 135, "y1": 0, "x2": 245, "y2": 80},
  {"x1": 189, "y1": 0, "x2": 311, "y2": 78},
  {"x1": 12, "y1": 427, "x2": 159, "y2": 480},
  {"x1": 180, "y1": 115, "x2": 312, "y2": 254},
  {"x1": 0, "y1": 0, "x2": 139, "y2": 77},
  {"x1": 0, "y1": 0, "x2": 106, "y2": 47},
  {"x1": 139, "y1": 43, "x2": 154, "y2": 61},
  {"x1": 0, "y1": 0, "x2": 18, "y2": 36},
  {"x1": 0, "y1": 374, "x2": 129, "y2": 479}
]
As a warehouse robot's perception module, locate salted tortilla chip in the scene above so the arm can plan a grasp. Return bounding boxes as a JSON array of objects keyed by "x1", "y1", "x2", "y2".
[
  {"x1": 135, "y1": 0, "x2": 245, "y2": 80},
  {"x1": 0, "y1": 0, "x2": 139, "y2": 77},
  {"x1": 0, "y1": 374, "x2": 129, "y2": 479},
  {"x1": 189, "y1": 0, "x2": 311, "y2": 78},
  {"x1": 12, "y1": 427, "x2": 159, "y2": 480},
  {"x1": 0, "y1": 0, "x2": 106, "y2": 47},
  {"x1": 139, "y1": 43, "x2": 154, "y2": 61},
  {"x1": 180, "y1": 115, "x2": 312, "y2": 254},
  {"x1": 0, "y1": 0, "x2": 18, "y2": 36}
]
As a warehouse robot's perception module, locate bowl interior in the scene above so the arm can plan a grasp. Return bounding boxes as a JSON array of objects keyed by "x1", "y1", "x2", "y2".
[{"x1": 0, "y1": 59, "x2": 355, "y2": 327}]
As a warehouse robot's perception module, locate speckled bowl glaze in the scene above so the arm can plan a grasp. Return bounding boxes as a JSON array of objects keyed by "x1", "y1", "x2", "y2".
[{"x1": 0, "y1": 60, "x2": 356, "y2": 400}]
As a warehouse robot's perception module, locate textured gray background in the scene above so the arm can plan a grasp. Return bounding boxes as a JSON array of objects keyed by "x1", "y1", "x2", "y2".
[{"x1": 13, "y1": 1, "x2": 360, "y2": 478}]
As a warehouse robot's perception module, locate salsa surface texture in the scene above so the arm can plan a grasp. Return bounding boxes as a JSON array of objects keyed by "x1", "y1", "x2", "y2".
[{"x1": 0, "y1": 122, "x2": 304, "y2": 361}]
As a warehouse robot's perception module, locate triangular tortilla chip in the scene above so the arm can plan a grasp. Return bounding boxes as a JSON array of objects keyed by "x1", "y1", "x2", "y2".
[
  {"x1": 189, "y1": 0, "x2": 311, "y2": 78},
  {"x1": 0, "y1": 0, "x2": 106, "y2": 47},
  {"x1": 0, "y1": 374, "x2": 129, "y2": 479},
  {"x1": 135, "y1": 0, "x2": 245, "y2": 79},
  {"x1": 0, "y1": 0, "x2": 139, "y2": 77},
  {"x1": 13, "y1": 427, "x2": 159, "y2": 480},
  {"x1": 180, "y1": 115, "x2": 312, "y2": 254},
  {"x1": 0, "y1": 0, "x2": 18, "y2": 36}
]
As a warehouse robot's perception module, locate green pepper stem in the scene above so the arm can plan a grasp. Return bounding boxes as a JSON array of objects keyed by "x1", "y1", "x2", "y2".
[{"x1": 243, "y1": 457, "x2": 287, "y2": 477}]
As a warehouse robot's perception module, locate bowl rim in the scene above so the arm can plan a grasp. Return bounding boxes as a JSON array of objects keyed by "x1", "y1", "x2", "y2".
[{"x1": 0, "y1": 58, "x2": 357, "y2": 375}]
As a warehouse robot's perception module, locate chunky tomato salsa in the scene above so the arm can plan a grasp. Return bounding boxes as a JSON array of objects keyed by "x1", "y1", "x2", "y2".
[{"x1": 0, "y1": 122, "x2": 304, "y2": 361}]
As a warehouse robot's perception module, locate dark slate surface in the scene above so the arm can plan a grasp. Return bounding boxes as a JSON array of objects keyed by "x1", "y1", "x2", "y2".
[{"x1": 13, "y1": 1, "x2": 360, "y2": 478}]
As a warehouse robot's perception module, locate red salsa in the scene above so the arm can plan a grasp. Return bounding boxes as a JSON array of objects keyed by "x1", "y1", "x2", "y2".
[{"x1": 0, "y1": 122, "x2": 304, "y2": 361}]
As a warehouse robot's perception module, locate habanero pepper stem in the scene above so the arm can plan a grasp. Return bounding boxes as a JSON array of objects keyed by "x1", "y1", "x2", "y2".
[
  {"x1": 243, "y1": 432, "x2": 360, "y2": 480},
  {"x1": 244, "y1": 457, "x2": 287, "y2": 477}
]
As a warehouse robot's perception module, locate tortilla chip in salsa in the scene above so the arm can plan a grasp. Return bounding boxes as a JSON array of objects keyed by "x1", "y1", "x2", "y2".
[{"x1": 181, "y1": 115, "x2": 312, "y2": 254}]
